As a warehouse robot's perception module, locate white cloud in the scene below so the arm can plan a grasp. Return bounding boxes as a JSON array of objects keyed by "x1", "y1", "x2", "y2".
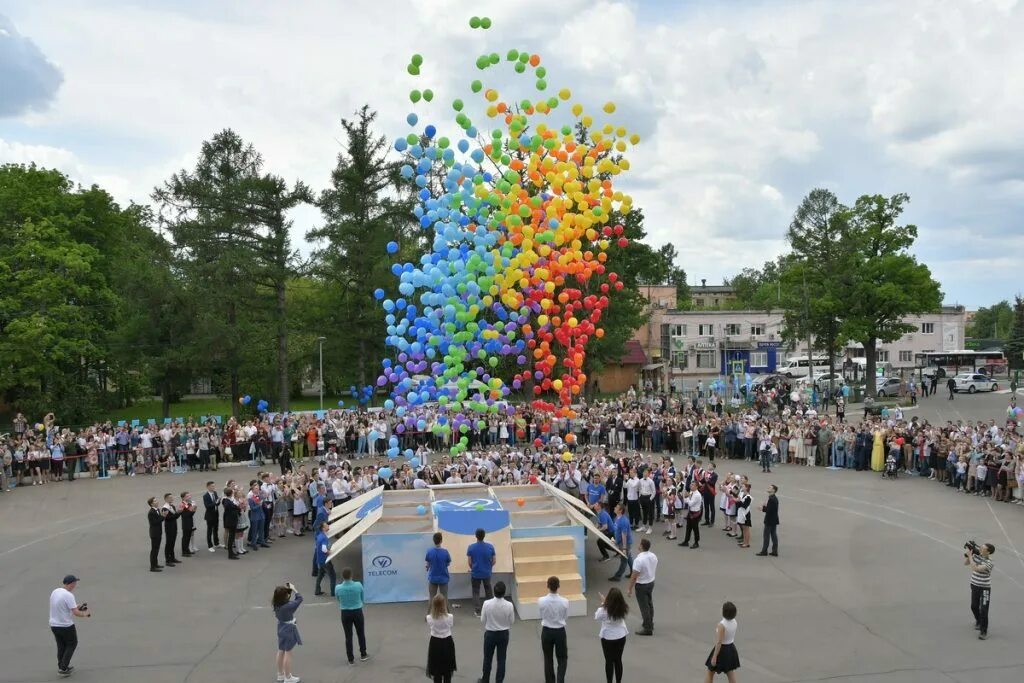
[{"x1": 0, "y1": 0, "x2": 1021, "y2": 306}]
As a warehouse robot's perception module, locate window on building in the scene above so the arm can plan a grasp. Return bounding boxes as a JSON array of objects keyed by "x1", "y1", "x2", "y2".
[
  {"x1": 660, "y1": 324, "x2": 670, "y2": 362},
  {"x1": 695, "y1": 351, "x2": 716, "y2": 368},
  {"x1": 671, "y1": 351, "x2": 687, "y2": 369},
  {"x1": 750, "y1": 324, "x2": 764, "y2": 336},
  {"x1": 669, "y1": 324, "x2": 686, "y2": 337},
  {"x1": 877, "y1": 350, "x2": 889, "y2": 363},
  {"x1": 920, "y1": 323, "x2": 935, "y2": 334},
  {"x1": 898, "y1": 350, "x2": 913, "y2": 363},
  {"x1": 698, "y1": 323, "x2": 715, "y2": 336},
  {"x1": 724, "y1": 323, "x2": 741, "y2": 335},
  {"x1": 694, "y1": 298, "x2": 705, "y2": 307},
  {"x1": 749, "y1": 351, "x2": 768, "y2": 367},
  {"x1": 713, "y1": 298, "x2": 720, "y2": 307}
]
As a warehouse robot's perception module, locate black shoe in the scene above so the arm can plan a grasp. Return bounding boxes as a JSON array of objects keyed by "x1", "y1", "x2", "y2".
[
  {"x1": 690, "y1": 544, "x2": 699, "y2": 549},
  {"x1": 314, "y1": 591, "x2": 325, "y2": 596},
  {"x1": 636, "y1": 629, "x2": 653, "y2": 636},
  {"x1": 978, "y1": 632, "x2": 988, "y2": 640},
  {"x1": 608, "y1": 576, "x2": 621, "y2": 582},
  {"x1": 260, "y1": 543, "x2": 271, "y2": 548},
  {"x1": 182, "y1": 552, "x2": 194, "y2": 557},
  {"x1": 150, "y1": 567, "x2": 163, "y2": 572},
  {"x1": 360, "y1": 654, "x2": 371, "y2": 662},
  {"x1": 770, "y1": 552, "x2": 778, "y2": 557},
  {"x1": 228, "y1": 555, "x2": 239, "y2": 560}
]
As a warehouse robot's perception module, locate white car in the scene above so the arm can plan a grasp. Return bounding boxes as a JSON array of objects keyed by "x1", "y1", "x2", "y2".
[
  {"x1": 802, "y1": 372, "x2": 846, "y2": 393},
  {"x1": 952, "y1": 373, "x2": 999, "y2": 394}
]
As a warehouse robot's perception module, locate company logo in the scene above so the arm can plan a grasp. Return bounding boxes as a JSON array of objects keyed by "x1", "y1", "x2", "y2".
[
  {"x1": 433, "y1": 498, "x2": 501, "y2": 512},
  {"x1": 371, "y1": 555, "x2": 393, "y2": 569}
]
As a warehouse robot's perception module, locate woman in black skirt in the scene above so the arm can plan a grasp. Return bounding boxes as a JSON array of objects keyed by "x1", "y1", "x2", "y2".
[
  {"x1": 704, "y1": 601, "x2": 740, "y2": 682},
  {"x1": 425, "y1": 593, "x2": 456, "y2": 683}
]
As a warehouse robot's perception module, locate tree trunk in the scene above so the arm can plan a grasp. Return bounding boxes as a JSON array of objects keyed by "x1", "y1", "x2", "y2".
[
  {"x1": 229, "y1": 301, "x2": 239, "y2": 419},
  {"x1": 161, "y1": 377, "x2": 171, "y2": 418},
  {"x1": 230, "y1": 371, "x2": 239, "y2": 420},
  {"x1": 865, "y1": 337, "x2": 877, "y2": 397},
  {"x1": 276, "y1": 279, "x2": 289, "y2": 411}
]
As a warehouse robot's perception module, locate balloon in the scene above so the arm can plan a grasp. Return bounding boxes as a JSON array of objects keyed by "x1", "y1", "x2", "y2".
[
  {"x1": 337, "y1": 400, "x2": 345, "y2": 407},
  {"x1": 562, "y1": 452, "x2": 572, "y2": 462},
  {"x1": 516, "y1": 498, "x2": 525, "y2": 507},
  {"x1": 386, "y1": 241, "x2": 399, "y2": 254},
  {"x1": 474, "y1": 504, "x2": 485, "y2": 511},
  {"x1": 35, "y1": 423, "x2": 45, "y2": 431},
  {"x1": 410, "y1": 457, "x2": 421, "y2": 468},
  {"x1": 417, "y1": 505, "x2": 427, "y2": 515},
  {"x1": 238, "y1": 396, "x2": 245, "y2": 405},
  {"x1": 379, "y1": 466, "x2": 392, "y2": 479}
]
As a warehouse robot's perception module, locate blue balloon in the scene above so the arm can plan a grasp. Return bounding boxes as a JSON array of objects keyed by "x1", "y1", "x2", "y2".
[
  {"x1": 416, "y1": 504, "x2": 427, "y2": 516},
  {"x1": 406, "y1": 113, "x2": 418, "y2": 126},
  {"x1": 384, "y1": 399, "x2": 395, "y2": 410},
  {"x1": 386, "y1": 447, "x2": 399, "y2": 458},
  {"x1": 424, "y1": 124, "x2": 436, "y2": 138},
  {"x1": 386, "y1": 241, "x2": 399, "y2": 254},
  {"x1": 337, "y1": 400, "x2": 345, "y2": 407},
  {"x1": 374, "y1": 288, "x2": 385, "y2": 300},
  {"x1": 410, "y1": 457, "x2": 421, "y2": 469}
]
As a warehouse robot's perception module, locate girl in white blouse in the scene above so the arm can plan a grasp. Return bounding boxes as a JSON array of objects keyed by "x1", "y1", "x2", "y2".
[
  {"x1": 425, "y1": 594, "x2": 456, "y2": 683},
  {"x1": 595, "y1": 587, "x2": 629, "y2": 683}
]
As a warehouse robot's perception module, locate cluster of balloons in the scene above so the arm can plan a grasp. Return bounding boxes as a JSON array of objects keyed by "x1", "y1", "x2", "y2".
[
  {"x1": 237, "y1": 395, "x2": 269, "y2": 412},
  {"x1": 1008, "y1": 405, "x2": 1023, "y2": 420},
  {"x1": 349, "y1": 385, "x2": 374, "y2": 406},
  {"x1": 377, "y1": 16, "x2": 640, "y2": 456}
]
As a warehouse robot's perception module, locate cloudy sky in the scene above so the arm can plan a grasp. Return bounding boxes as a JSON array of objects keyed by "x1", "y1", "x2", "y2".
[{"x1": 1, "y1": 0, "x2": 1022, "y2": 308}]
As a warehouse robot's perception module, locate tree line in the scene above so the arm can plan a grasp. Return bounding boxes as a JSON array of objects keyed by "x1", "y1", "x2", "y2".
[{"x1": 0, "y1": 106, "x2": 684, "y2": 424}]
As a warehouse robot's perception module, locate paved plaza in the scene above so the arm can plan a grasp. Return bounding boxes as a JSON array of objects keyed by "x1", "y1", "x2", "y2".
[{"x1": 2, "y1": 391, "x2": 1023, "y2": 683}]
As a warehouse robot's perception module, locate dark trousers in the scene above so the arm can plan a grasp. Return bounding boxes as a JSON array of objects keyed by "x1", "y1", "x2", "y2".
[
  {"x1": 225, "y1": 526, "x2": 237, "y2": 558},
  {"x1": 482, "y1": 628, "x2": 509, "y2": 683},
  {"x1": 761, "y1": 524, "x2": 778, "y2": 554},
  {"x1": 280, "y1": 452, "x2": 291, "y2": 475},
  {"x1": 198, "y1": 450, "x2": 210, "y2": 470},
  {"x1": 600, "y1": 636, "x2": 626, "y2": 683},
  {"x1": 164, "y1": 531, "x2": 178, "y2": 562},
  {"x1": 541, "y1": 626, "x2": 567, "y2": 683},
  {"x1": 149, "y1": 533, "x2": 161, "y2": 569},
  {"x1": 702, "y1": 492, "x2": 715, "y2": 525},
  {"x1": 206, "y1": 517, "x2": 219, "y2": 548},
  {"x1": 597, "y1": 536, "x2": 614, "y2": 559},
  {"x1": 340, "y1": 608, "x2": 367, "y2": 662},
  {"x1": 626, "y1": 499, "x2": 640, "y2": 528},
  {"x1": 263, "y1": 506, "x2": 272, "y2": 540},
  {"x1": 472, "y1": 577, "x2": 493, "y2": 612},
  {"x1": 51, "y1": 625, "x2": 78, "y2": 671},
  {"x1": 316, "y1": 562, "x2": 337, "y2": 595},
  {"x1": 971, "y1": 584, "x2": 991, "y2": 633},
  {"x1": 181, "y1": 523, "x2": 193, "y2": 554},
  {"x1": 635, "y1": 581, "x2": 654, "y2": 631},
  {"x1": 639, "y1": 495, "x2": 653, "y2": 526},
  {"x1": 683, "y1": 515, "x2": 701, "y2": 545}
]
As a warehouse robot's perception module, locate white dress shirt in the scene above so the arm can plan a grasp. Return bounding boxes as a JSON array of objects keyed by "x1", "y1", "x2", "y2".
[
  {"x1": 686, "y1": 490, "x2": 703, "y2": 512},
  {"x1": 538, "y1": 592, "x2": 569, "y2": 628},
  {"x1": 594, "y1": 606, "x2": 628, "y2": 640},
  {"x1": 480, "y1": 597, "x2": 515, "y2": 631},
  {"x1": 624, "y1": 477, "x2": 640, "y2": 501},
  {"x1": 638, "y1": 477, "x2": 656, "y2": 497},
  {"x1": 631, "y1": 551, "x2": 658, "y2": 584}
]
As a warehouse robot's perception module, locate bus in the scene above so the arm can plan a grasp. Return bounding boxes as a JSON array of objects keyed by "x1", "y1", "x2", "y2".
[
  {"x1": 914, "y1": 350, "x2": 1007, "y2": 378},
  {"x1": 778, "y1": 356, "x2": 833, "y2": 379}
]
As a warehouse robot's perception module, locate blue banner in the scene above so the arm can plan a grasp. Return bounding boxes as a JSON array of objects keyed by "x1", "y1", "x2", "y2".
[{"x1": 362, "y1": 532, "x2": 432, "y2": 603}]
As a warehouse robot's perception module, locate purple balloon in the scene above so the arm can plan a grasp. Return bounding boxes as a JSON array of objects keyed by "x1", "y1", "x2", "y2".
[
  {"x1": 512, "y1": 379, "x2": 522, "y2": 389},
  {"x1": 376, "y1": 376, "x2": 387, "y2": 386},
  {"x1": 516, "y1": 355, "x2": 526, "y2": 365}
]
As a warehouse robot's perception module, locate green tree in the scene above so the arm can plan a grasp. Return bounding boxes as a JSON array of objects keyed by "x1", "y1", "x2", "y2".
[
  {"x1": 1004, "y1": 296, "x2": 1024, "y2": 372},
  {"x1": 309, "y1": 106, "x2": 415, "y2": 388},
  {"x1": 967, "y1": 300, "x2": 1015, "y2": 340},
  {"x1": 842, "y1": 194, "x2": 943, "y2": 395}
]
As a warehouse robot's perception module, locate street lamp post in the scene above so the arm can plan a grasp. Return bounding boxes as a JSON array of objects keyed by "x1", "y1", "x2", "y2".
[{"x1": 317, "y1": 336, "x2": 327, "y2": 411}]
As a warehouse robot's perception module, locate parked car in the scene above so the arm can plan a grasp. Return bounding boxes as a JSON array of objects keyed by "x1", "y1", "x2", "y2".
[
  {"x1": 952, "y1": 373, "x2": 999, "y2": 394},
  {"x1": 875, "y1": 377, "x2": 903, "y2": 397},
  {"x1": 801, "y1": 372, "x2": 846, "y2": 393},
  {"x1": 742, "y1": 373, "x2": 791, "y2": 395}
]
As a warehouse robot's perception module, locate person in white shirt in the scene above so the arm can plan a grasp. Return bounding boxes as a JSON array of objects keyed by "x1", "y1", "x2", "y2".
[
  {"x1": 628, "y1": 538, "x2": 657, "y2": 635},
  {"x1": 425, "y1": 594, "x2": 456, "y2": 683},
  {"x1": 638, "y1": 471, "x2": 656, "y2": 534},
  {"x1": 679, "y1": 481, "x2": 703, "y2": 549},
  {"x1": 595, "y1": 587, "x2": 629, "y2": 683},
  {"x1": 623, "y1": 470, "x2": 641, "y2": 530},
  {"x1": 49, "y1": 574, "x2": 90, "y2": 676},
  {"x1": 479, "y1": 581, "x2": 515, "y2": 683},
  {"x1": 538, "y1": 576, "x2": 569, "y2": 683}
]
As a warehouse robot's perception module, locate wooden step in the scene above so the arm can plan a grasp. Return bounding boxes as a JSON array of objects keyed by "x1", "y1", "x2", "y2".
[
  {"x1": 515, "y1": 574, "x2": 583, "y2": 599},
  {"x1": 510, "y1": 536, "x2": 576, "y2": 556},
  {"x1": 513, "y1": 554, "x2": 578, "y2": 576}
]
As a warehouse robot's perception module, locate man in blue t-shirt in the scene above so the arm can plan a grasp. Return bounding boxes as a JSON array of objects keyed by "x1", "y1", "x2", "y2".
[
  {"x1": 593, "y1": 501, "x2": 615, "y2": 562},
  {"x1": 609, "y1": 503, "x2": 633, "y2": 581},
  {"x1": 424, "y1": 531, "x2": 452, "y2": 600},
  {"x1": 466, "y1": 527, "x2": 496, "y2": 615},
  {"x1": 586, "y1": 478, "x2": 607, "y2": 506}
]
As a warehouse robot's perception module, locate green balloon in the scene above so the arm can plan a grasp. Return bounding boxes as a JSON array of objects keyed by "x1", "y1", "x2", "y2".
[
  {"x1": 474, "y1": 504, "x2": 484, "y2": 511},
  {"x1": 410, "y1": 89, "x2": 421, "y2": 102},
  {"x1": 471, "y1": 80, "x2": 483, "y2": 93},
  {"x1": 469, "y1": 16, "x2": 481, "y2": 28},
  {"x1": 506, "y1": 49, "x2": 519, "y2": 61},
  {"x1": 518, "y1": 52, "x2": 530, "y2": 64},
  {"x1": 535, "y1": 66, "x2": 547, "y2": 78},
  {"x1": 489, "y1": 53, "x2": 500, "y2": 65},
  {"x1": 423, "y1": 89, "x2": 434, "y2": 102},
  {"x1": 536, "y1": 79, "x2": 547, "y2": 91},
  {"x1": 407, "y1": 64, "x2": 420, "y2": 76},
  {"x1": 452, "y1": 98, "x2": 464, "y2": 111},
  {"x1": 481, "y1": 17, "x2": 492, "y2": 29},
  {"x1": 514, "y1": 62, "x2": 526, "y2": 74},
  {"x1": 411, "y1": 53, "x2": 423, "y2": 66}
]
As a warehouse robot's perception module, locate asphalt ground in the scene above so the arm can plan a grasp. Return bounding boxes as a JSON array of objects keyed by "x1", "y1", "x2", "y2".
[{"x1": 1, "y1": 389, "x2": 1022, "y2": 683}]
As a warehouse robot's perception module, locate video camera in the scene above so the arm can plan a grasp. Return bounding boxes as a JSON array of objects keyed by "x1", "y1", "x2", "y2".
[{"x1": 964, "y1": 539, "x2": 980, "y2": 555}]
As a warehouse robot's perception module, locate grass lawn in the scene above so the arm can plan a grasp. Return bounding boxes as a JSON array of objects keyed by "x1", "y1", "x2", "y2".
[{"x1": 103, "y1": 396, "x2": 357, "y2": 423}]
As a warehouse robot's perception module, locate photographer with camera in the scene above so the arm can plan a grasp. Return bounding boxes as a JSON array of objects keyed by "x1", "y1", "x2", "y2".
[
  {"x1": 48, "y1": 574, "x2": 90, "y2": 677},
  {"x1": 964, "y1": 540, "x2": 995, "y2": 639}
]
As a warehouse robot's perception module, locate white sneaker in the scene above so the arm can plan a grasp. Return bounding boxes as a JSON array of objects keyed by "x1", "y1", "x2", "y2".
[
  {"x1": 285, "y1": 675, "x2": 301, "y2": 683},
  {"x1": 208, "y1": 547, "x2": 216, "y2": 553},
  {"x1": 276, "y1": 675, "x2": 285, "y2": 682},
  {"x1": 645, "y1": 527, "x2": 652, "y2": 535}
]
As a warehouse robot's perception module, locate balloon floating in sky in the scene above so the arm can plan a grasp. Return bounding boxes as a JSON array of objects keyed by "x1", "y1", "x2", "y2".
[{"x1": 378, "y1": 13, "x2": 640, "y2": 455}]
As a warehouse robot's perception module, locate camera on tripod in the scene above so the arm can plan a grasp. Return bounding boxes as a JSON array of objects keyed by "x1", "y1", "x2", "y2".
[{"x1": 964, "y1": 539, "x2": 980, "y2": 555}]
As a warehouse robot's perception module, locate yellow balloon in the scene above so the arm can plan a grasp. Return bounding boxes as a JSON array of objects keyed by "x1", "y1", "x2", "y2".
[
  {"x1": 562, "y1": 452, "x2": 572, "y2": 462},
  {"x1": 603, "y1": 101, "x2": 616, "y2": 113},
  {"x1": 571, "y1": 103, "x2": 583, "y2": 117}
]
